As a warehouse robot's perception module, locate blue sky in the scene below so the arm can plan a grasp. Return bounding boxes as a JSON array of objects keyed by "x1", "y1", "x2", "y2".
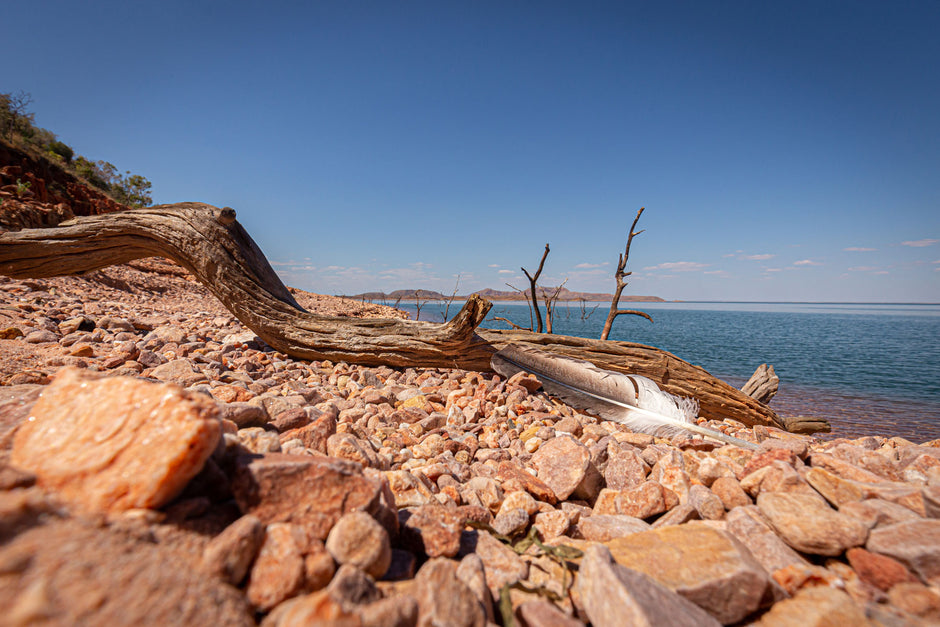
[{"x1": 4, "y1": 1, "x2": 938, "y2": 301}]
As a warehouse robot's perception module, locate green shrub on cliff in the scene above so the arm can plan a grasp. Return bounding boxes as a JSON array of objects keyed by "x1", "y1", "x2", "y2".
[
  {"x1": 48, "y1": 140, "x2": 73, "y2": 164},
  {"x1": 1, "y1": 91, "x2": 153, "y2": 207}
]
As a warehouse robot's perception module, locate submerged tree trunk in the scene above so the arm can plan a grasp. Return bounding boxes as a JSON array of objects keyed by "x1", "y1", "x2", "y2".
[{"x1": 0, "y1": 203, "x2": 828, "y2": 433}]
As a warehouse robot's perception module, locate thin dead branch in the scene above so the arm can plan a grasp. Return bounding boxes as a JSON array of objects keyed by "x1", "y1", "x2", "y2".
[
  {"x1": 442, "y1": 275, "x2": 461, "y2": 322},
  {"x1": 505, "y1": 282, "x2": 533, "y2": 331},
  {"x1": 544, "y1": 278, "x2": 568, "y2": 334},
  {"x1": 521, "y1": 243, "x2": 549, "y2": 333},
  {"x1": 601, "y1": 208, "x2": 652, "y2": 340},
  {"x1": 492, "y1": 316, "x2": 527, "y2": 331}
]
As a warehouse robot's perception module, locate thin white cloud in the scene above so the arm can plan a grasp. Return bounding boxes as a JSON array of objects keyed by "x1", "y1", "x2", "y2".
[
  {"x1": 488, "y1": 264, "x2": 500, "y2": 268},
  {"x1": 271, "y1": 260, "x2": 317, "y2": 272},
  {"x1": 377, "y1": 262, "x2": 439, "y2": 283},
  {"x1": 643, "y1": 261, "x2": 709, "y2": 272},
  {"x1": 743, "y1": 254, "x2": 775, "y2": 261},
  {"x1": 764, "y1": 268, "x2": 782, "y2": 273},
  {"x1": 574, "y1": 262, "x2": 609, "y2": 269},
  {"x1": 844, "y1": 247, "x2": 876, "y2": 252},
  {"x1": 794, "y1": 259, "x2": 822, "y2": 266},
  {"x1": 874, "y1": 271, "x2": 889, "y2": 275},
  {"x1": 704, "y1": 270, "x2": 729, "y2": 277},
  {"x1": 902, "y1": 239, "x2": 938, "y2": 247},
  {"x1": 848, "y1": 266, "x2": 879, "y2": 272},
  {"x1": 497, "y1": 269, "x2": 514, "y2": 274}
]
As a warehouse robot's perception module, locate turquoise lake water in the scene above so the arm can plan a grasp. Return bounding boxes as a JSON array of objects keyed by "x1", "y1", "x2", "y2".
[{"x1": 402, "y1": 300, "x2": 940, "y2": 443}]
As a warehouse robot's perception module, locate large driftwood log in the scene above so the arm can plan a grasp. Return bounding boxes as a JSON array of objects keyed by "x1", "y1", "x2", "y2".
[{"x1": 0, "y1": 203, "x2": 828, "y2": 433}]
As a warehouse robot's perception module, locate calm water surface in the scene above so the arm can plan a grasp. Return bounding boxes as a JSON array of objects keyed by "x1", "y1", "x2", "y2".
[{"x1": 403, "y1": 300, "x2": 940, "y2": 442}]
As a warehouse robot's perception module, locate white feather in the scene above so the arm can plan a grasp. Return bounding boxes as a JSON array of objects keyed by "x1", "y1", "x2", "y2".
[{"x1": 491, "y1": 345, "x2": 757, "y2": 450}]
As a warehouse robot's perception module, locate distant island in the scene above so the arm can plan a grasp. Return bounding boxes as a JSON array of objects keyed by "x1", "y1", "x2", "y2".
[{"x1": 345, "y1": 287, "x2": 666, "y2": 303}]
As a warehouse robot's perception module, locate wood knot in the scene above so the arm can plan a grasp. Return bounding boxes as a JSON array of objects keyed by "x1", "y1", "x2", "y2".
[{"x1": 216, "y1": 207, "x2": 237, "y2": 225}]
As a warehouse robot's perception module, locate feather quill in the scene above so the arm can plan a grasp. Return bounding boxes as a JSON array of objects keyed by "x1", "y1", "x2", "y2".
[{"x1": 491, "y1": 344, "x2": 757, "y2": 450}]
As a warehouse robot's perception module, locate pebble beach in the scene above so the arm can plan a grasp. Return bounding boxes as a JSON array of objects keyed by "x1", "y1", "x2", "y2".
[{"x1": 1, "y1": 259, "x2": 939, "y2": 626}]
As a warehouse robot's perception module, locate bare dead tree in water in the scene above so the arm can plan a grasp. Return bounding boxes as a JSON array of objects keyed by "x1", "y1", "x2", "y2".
[
  {"x1": 413, "y1": 290, "x2": 426, "y2": 320},
  {"x1": 579, "y1": 298, "x2": 600, "y2": 321},
  {"x1": 521, "y1": 243, "x2": 550, "y2": 333},
  {"x1": 505, "y1": 282, "x2": 533, "y2": 331},
  {"x1": 441, "y1": 275, "x2": 461, "y2": 322},
  {"x1": 544, "y1": 278, "x2": 568, "y2": 334},
  {"x1": 600, "y1": 208, "x2": 653, "y2": 340}
]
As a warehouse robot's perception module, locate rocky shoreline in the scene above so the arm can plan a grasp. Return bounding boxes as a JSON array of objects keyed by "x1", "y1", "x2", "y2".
[{"x1": 1, "y1": 260, "x2": 939, "y2": 626}]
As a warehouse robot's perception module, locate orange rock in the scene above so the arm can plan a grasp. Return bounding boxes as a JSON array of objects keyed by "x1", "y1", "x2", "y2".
[
  {"x1": 846, "y1": 547, "x2": 918, "y2": 591},
  {"x1": 11, "y1": 367, "x2": 221, "y2": 513},
  {"x1": 210, "y1": 384, "x2": 255, "y2": 403}
]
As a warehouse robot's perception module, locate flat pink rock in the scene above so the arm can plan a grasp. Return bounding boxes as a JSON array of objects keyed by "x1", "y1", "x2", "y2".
[{"x1": 11, "y1": 367, "x2": 221, "y2": 513}]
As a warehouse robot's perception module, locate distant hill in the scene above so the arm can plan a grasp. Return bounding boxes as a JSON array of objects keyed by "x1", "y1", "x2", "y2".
[
  {"x1": 348, "y1": 287, "x2": 665, "y2": 303},
  {"x1": 345, "y1": 289, "x2": 448, "y2": 302}
]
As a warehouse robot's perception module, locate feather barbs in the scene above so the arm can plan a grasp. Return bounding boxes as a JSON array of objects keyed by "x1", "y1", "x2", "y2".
[{"x1": 491, "y1": 344, "x2": 757, "y2": 450}]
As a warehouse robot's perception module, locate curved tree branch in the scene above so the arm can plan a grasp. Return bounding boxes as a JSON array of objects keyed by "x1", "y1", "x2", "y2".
[
  {"x1": 0, "y1": 203, "x2": 827, "y2": 433},
  {"x1": 0, "y1": 203, "x2": 491, "y2": 367}
]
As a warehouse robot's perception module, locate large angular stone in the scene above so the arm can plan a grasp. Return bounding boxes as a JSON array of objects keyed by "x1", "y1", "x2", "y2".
[
  {"x1": 840, "y1": 498, "x2": 921, "y2": 529},
  {"x1": 688, "y1": 484, "x2": 725, "y2": 520},
  {"x1": 457, "y1": 553, "x2": 496, "y2": 623},
  {"x1": 606, "y1": 521, "x2": 769, "y2": 624},
  {"x1": 740, "y1": 461, "x2": 817, "y2": 499},
  {"x1": 151, "y1": 358, "x2": 209, "y2": 387},
  {"x1": 359, "y1": 595, "x2": 420, "y2": 627},
  {"x1": 576, "y1": 544, "x2": 721, "y2": 627},
  {"x1": 232, "y1": 453, "x2": 382, "y2": 540},
  {"x1": 604, "y1": 446, "x2": 649, "y2": 491},
  {"x1": 530, "y1": 435, "x2": 602, "y2": 501},
  {"x1": 282, "y1": 409, "x2": 336, "y2": 454},
  {"x1": 464, "y1": 529, "x2": 529, "y2": 598},
  {"x1": 804, "y1": 467, "x2": 864, "y2": 506},
  {"x1": 650, "y1": 455, "x2": 691, "y2": 504},
  {"x1": 0, "y1": 518, "x2": 253, "y2": 626},
  {"x1": 532, "y1": 509, "x2": 571, "y2": 540},
  {"x1": 399, "y1": 504, "x2": 486, "y2": 558},
  {"x1": 326, "y1": 511, "x2": 391, "y2": 579},
  {"x1": 596, "y1": 481, "x2": 673, "y2": 519},
  {"x1": 201, "y1": 514, "x2": 265, "y2": 585},
  {"x1": 0, "y1": 384, "x2": 43, "y2": 464},
  {"x1": 757, "y1": 492, "x2": 868, "y2": 556},
  {"x1": 246, "y1": 522, "x2": 306, "y2": 611},
  {"x1": 515, "y1": 600, "x2": 582, "y2": 627},
  {"x1": 845, "y1": 547, "x2": 918, "y2": 591},
  {"x1": 413, "y1": 558, "x2": 486, "y2": 627},
  {"x1": 11, "y1": 368, "x2": 221, "y2": 513},
  {"x1": 262, "y1": 589, "x2": 360, "y2": 627},
  {"x1": 711, "y1": 476, "x2": 752, "y2": 510},
  {"x1": 577, "y1": 514, "x2": 650, "y2": 541},
  {"x1": 385, "y1": 469, "x2": 436, "y2": 508},
  {"x1": 867, "y1": 519, "x2": 940, "y2": 583},
  {"x1": 753, "y1": 586, "x2": 868, "y2": 626},
  {"x1": 496, "y1": 460, "x2": 558, "y2": 504},
  {"x1": 725, "y1": 506, "x2": 808, "y2": 574}
]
